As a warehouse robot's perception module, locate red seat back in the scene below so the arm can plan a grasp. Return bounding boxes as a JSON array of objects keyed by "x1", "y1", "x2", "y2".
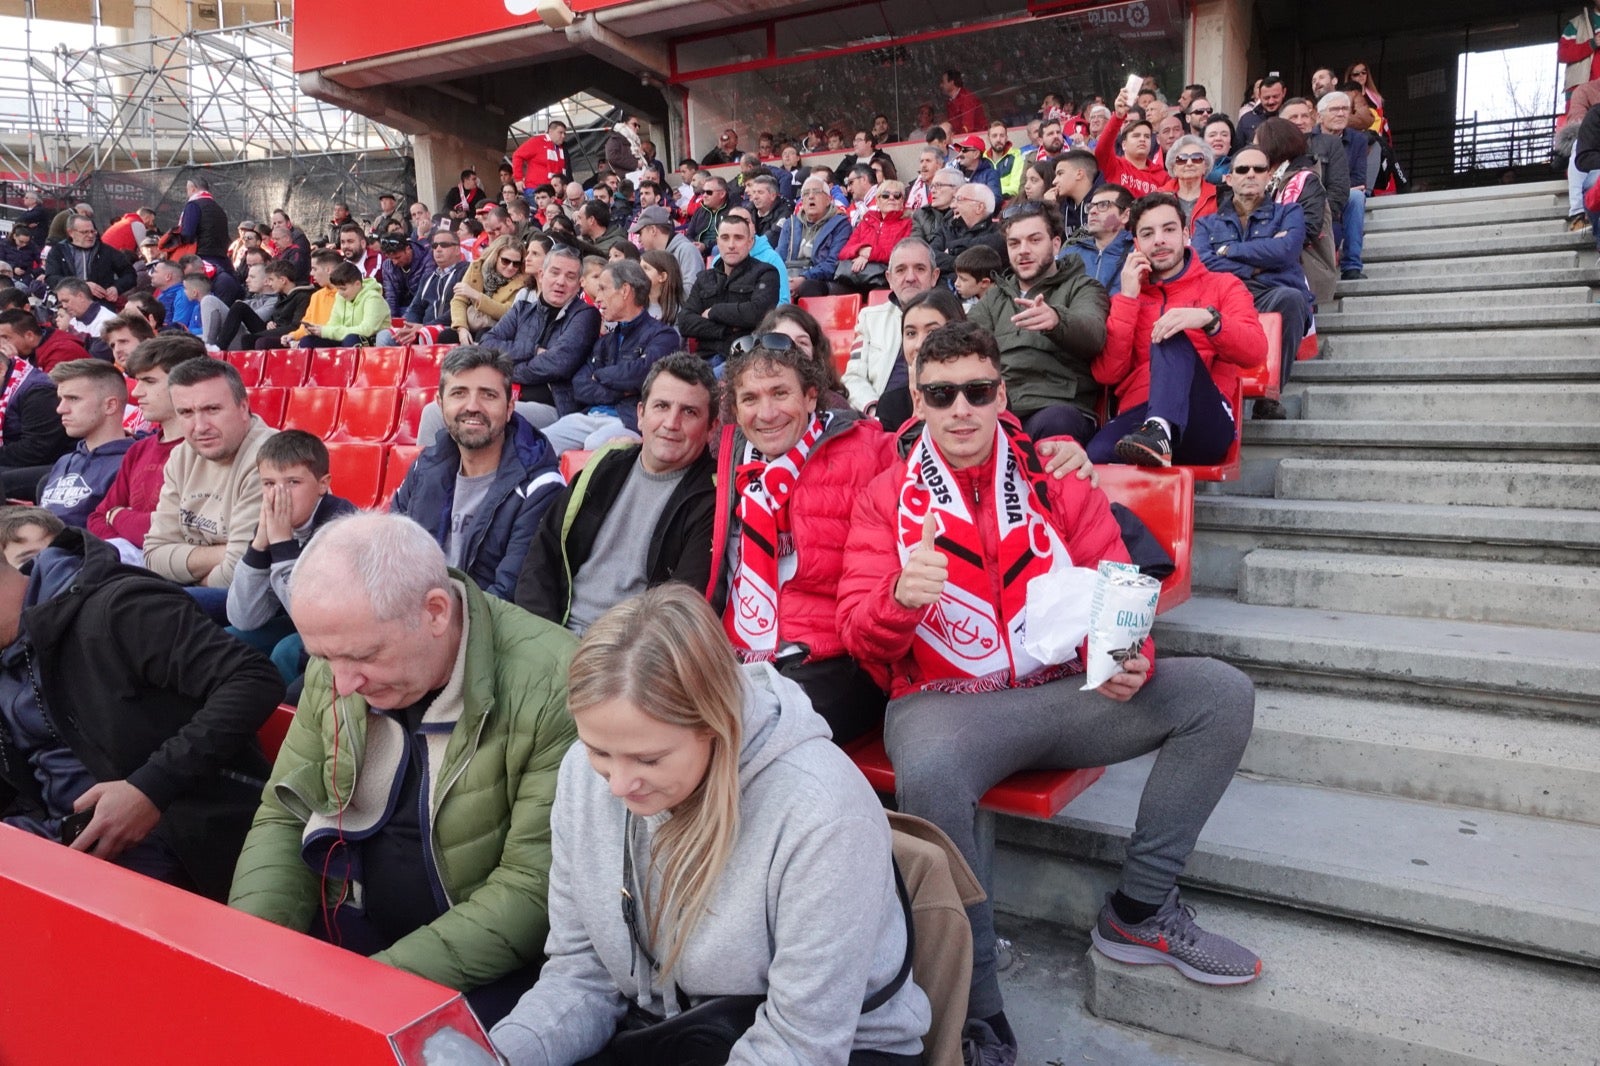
[
  {"x1": 258, "y1": 348, "x2": 307, "y2": 388},
  {"x1": 246, "y1": 387, "x2": 286, "y2": 429},
  {"x1": 382, "y1": 445, "x2": 422, "y2": 507},
  {"x1": 257, "y1": 703, "x2": 296, "y2": 761},
  {"x1": 1186, "y1": 378, "x2": 1243, "y2": 483},
  {"x1": 825, "y1": 330, "x2": 854, "y2": 377},
  {"x1": 559, "y1": 449, "x2": 594, "y2": 482},
  {"x1": 281, "y1": 387, "x2": 343, "y2": 439},
  {"x1": 352, "y1": 347, "x2": 408, "y2": 389},
  {"x1": 306, "y1": 347, "x2": 359, "y2": 388},
  {"x1": 797, "y1": 294, "x2": 861, "y2": 333},
  {"x1": 223, "y1": 350, "x2": 264, "y2": 387},
  {"x1": 391, "y1": 388, "x2": 432, "y2": 445},
  {"x1": 329, "y1": 388, "x2": 400, "y2": 443},
  {"x1": 1239, "y1": 312, "x2": 1281, "y2": 401},
  {"x1": 327, "y1": 442, "x2": 387, "y2": 509},
  {"x1": 402, "y1": 348, "x2": 444, "y2": 390},
  {"x1": 866, "y1": 288, "x2": 892, "y2": 307},
  {"x1": 1096, "y1": 465, "x2": 1194, "y2": 613}
]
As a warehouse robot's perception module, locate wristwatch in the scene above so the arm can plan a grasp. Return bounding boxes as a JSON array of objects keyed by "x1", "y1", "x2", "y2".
[{"x1": 1203, "y1": 306, "x2": 1222, "y2": 335}]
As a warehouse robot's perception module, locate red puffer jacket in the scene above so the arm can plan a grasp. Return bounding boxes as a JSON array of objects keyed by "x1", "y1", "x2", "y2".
[
  {"x1": 708, "y1": 413, "x2": 899, "y2": 664},
  {"x1": 840, "y1": 209, "x2": 915, "y2": 265},
  {"x1": 1093, "y1": 252, "x2": 1266, "y2": 411},
  {"x1": 837, "y1": 435, "x2": 1147, "y2": 699}
]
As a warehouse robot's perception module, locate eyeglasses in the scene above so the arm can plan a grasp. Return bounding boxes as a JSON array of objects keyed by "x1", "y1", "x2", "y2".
[
  {"x1": 1351, "y1": 69, "x2": 1368, "y2": 77},
  {"x1": 1087, "y1": 200, "x2": 1122, "y2": 212},
  {"x1": 1232, "y1": 164, "x2": 1271, "y2": 175},
  {"x1": 499, "y1": 256, "x2": 523, "y2": 267},
  {"x1": 1174, "y1": 153, "x2": 1207, "y2": 165},
  {"x1": 918, "y1": 379, "x2": 1001, "y2": 409}
]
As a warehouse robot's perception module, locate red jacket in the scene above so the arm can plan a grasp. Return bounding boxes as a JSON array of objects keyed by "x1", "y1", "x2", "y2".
[
  {"x1": 708, "y1": 414, "x2": 899, "y2": 665},
  {"x1": 946, "y1": 87, "x2": 988, "y2": 135},
  {"x1": 86, "y1": 432, "x2": 181, "y2": 547},
  {"x1": 32, "y1": 328, "x2": 92, "y2": 373},
  {"x1": 837, "y1": 436, "x2": 1144, "y2": 699},
  {"x1": 102, "y1": 213, "x2": 144, "y2": 254},
  {"x1": 1183, "y1": 181, "x2": 1220, "y2": 235},
  {"x1": 513, "y1": 134, "x2": 567, "y2": 188},
  {"x1": 1094, "y1": 113, "x2": 1174, "y2": 198},
  {"x1": 840, "y1": 210, "x2": 915, "y2": 265},
  {"x1": 1094, "y1": 253, "x2": 1266, "y2": 411}
]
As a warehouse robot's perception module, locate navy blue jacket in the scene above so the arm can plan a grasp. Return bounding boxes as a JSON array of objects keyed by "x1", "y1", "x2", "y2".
[
  {"x1": 38, "y1": 436, "x2": 136, "y2": 527},
  {"x1": 389, "y1": 413, "x2": 564, "y2": 600},
  {"x1": 958, "y1": 155, "x2": 1003, "y2": 203},
  {"x1": 770, "y1": 210, "x2": 852, "y2": 283},
  {"x1": 1060, "y1": 230, "x2": 1132, "y2": 295},
  {"x1": 380, "y1": 239, "x2": 437, "y2": 316},
  {"x1": 481, "y1": 294, "x2": 603, "y2": 412},
  {"x1": 569, "y1": 312, "x2": 682, "y2": 432},
  {"x1": 1191, "y1": 194, "x2": 1312, "y2": 297},
  {"x1": 403, "y1": 260, "x2": 469, "y2": 327}
]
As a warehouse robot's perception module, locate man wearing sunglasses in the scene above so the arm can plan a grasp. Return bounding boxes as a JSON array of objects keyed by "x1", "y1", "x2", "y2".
[
  {"x1": 1192, "y1": 147, "x2": 1313, "y2": 420},
  {"x1": 1184, "y1": 97, "x2": 1215, "y2": 136},
  {"x1": 376, "y1": 233, "x2": 471, "y2": 347},
  {"x1": 838, "y1": 321, "x2": 1260, "y2": 1063}
]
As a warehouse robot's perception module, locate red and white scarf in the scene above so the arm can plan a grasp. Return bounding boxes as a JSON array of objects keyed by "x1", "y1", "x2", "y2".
[
  {"x1": 0, "y1": 357, "x2": 37, "y2": 435},
  {"x1": 897, "y1": 423, "x2": 1071, "y2": 692},
  {"x1": 724, "y1": 413, "x2": 828, "y2": 660}
]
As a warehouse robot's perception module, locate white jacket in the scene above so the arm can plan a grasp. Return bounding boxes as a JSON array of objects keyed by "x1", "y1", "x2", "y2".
[{"x1": 841, "y1": 300, "x2": 904, "y2": 411}]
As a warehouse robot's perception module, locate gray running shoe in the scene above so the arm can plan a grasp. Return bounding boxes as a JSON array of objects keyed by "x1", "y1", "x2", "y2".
[{"x1": 1090, "y1": 889, "x2": 1262, "y2": 986}]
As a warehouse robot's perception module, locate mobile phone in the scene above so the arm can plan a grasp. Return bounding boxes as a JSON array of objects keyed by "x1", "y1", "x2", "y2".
[
  {"x1": 59, "y1": 807, "x2": 94, "y2": 846},
  {"x1": 1124, "y1": 73, "x2": 1145, "y2": 102}
]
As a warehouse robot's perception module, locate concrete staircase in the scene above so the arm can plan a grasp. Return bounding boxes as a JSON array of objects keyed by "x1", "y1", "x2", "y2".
[{"x1": 992, "y1": 180, "x2": 1600, "y2": 1064}]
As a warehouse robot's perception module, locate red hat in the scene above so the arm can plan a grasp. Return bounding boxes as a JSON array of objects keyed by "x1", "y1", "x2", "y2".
[{"x1": 958, "y1": 134, "x2": 985, "y2": 151}]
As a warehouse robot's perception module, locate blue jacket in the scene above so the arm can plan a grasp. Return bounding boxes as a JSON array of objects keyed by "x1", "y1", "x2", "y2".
[
  {"x1": 959, "y1": 155, "x2": 1003, "y2": 203},
  {"x1": 169, "y1": 288, "x2": 206, "y2": 336},
  {"x1": 1060, "y1": 230, "x2": 1132, "y2": 295},
  {"x1": 770, "y1": 209, "x2": 852, "y2": 283},
  {"x1": 403, "y1": 260, "x2": 469, "y2": 327},
  {"x1": 1191, "y1": 195, "x2": 1312, "y2": 296},
  {"x1": 481, "y1": 295, "x2": 603, "y2": 413},
  {"x1": 38, "y1": 435, "x2": 136, "y2": 527},
  {"x1": 1340, "y1": 128, "x2": 1371, "y2": 190},
  {"x1": 389, "y1": 414, "x2": 564, "y2": 600},
  {"x1": 569, "y1": 311, "x2": 682, "y2": 432},
  {"x1": 380, "y1": 239, "x2": 437, "y2": 316}
]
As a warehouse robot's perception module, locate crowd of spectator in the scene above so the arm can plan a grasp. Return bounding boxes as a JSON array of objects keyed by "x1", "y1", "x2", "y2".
[{"x1": 0, "y1": 54, "x2": 1415, "y2": 1066}]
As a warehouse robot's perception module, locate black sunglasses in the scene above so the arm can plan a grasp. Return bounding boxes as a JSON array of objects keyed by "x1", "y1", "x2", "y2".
[
  {"x1": 1188, "y1": 107, "x2": 1213, "y2": 115},
  {"x1": 1174, "y1": 153, "x2": 1207, "y2": 165},
  {"x1": 1232, "y1": 164, "x2": 1271, "y2": 175},
  {"x1": 917, "y1": 379, "x2": 1001, "y2": 409},
  {"x1": 499, "y1": 256, "x2": 523, "y2": 267},
  {"x1": 431, "y1": 241, "x2": 459, "y2": 248}
]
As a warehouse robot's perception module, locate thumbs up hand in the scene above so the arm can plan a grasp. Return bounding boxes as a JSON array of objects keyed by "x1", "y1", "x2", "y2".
[{"x1": 895, "y1": 511, "x2": 950, "y2": 610}]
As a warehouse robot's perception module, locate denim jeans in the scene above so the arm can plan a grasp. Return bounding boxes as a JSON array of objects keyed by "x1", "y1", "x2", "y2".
[{"x1": 1338, "y1": 187, "x2": 1367, "y2": 273}]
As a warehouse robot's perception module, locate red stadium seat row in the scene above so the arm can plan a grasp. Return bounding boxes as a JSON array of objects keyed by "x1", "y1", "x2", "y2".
[
  {"x1": 326, "y1": 442, "x2": 421, "y2": 509},
  {"x1": 246, "y1": 386, "x2": 432, "y2": 446},
  {"x1": 224, "y1": 345, "x2": 454, "y2": 390}
]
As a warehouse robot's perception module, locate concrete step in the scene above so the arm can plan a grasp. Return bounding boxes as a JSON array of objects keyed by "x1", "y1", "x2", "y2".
[
  {"x1": 999, "y1": 753, "x2": 1600, "y2": 967},
  {"x1": 1362, "y1": 249, "x2": 1584, "y2": 280},
  {"x1": 1241, "y1": 419, "x2": 1600, "y2": 459},
  {"x1": 1296, "y1": 383, "x2": 1600, "y2": 424},
  {"x1": 1365, "y1": 218, "x2": 1569, "y2": 249},
  {"x1": 1272, "y1": 457, "x2": 1600, "y2": 509},
  {"x1": 1293, "y1": 354, "x2": 1600, "y2": 383},
  {"x1": 1363, "y1": 179, "x2": 1565, "y2": 210},
  {"x1": 1362, "y1": 229, "x2": 1593, "y2": 263},
  {"x1": 1337, "y1": 286, "x2": 1595, "y2": 313},
  {"x1": 1072, "y1": 890, "x2": 1600, "y2": 1066},
  {"x1": 1316, "y1": 304, "x2": 1600, "y2": 333},
  {"x1": 1334, "y1": 265, "x2": 1600, "y2": 297},
  {"x1": 1154, "y1": 595, "x2": 1600, "y2": 716},
  {"x1": 1319, "y1": 326, "x2": 1600, "y2": 360},
  {"x1": 1237, "y1": 548, "x2": 1600, "y2": 631},
  {"x1": 1363, "y1": 200, "x2": 1568, "y2": 233},
  {"x1": 1243, "y1": 688, "x2": 1600, "y2": 824}
]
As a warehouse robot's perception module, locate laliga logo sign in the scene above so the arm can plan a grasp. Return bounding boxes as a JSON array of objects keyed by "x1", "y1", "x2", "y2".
[
  {"x1": 1127, "y1": 2, "x2": 1150, "y2": 29},
  {"x1": 1088, "y1": 2, "x2": 1151, "y2": 29}
]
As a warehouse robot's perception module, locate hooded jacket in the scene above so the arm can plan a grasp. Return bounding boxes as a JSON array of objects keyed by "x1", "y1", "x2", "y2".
[
  {"x1": 389, "y1": 413, "x2": 563, "y2": 600},
  {"x1": 1191, "y1": 192, "x2": 1312, "y2": 297},
  {"x1": 0, "y1": 529, "x2": 283, "y2": 900},
  {"x1": 1060, "y1": 230, "x2": 1133, "y2": 294},
  {"x1": 30, "y1": 328, "x2": 92, "y2": 374},
  {"x1": 1093, "y1": 113, "x2": 1173, "y2": 198},
  {"x1": 323, "y1": 277, "x2": 391, "y2": 342},
  {"x1": 771, "y1": 208, "x2": 851, "y2": 283},
  {"x1": 966, "y1": 257, "x2": 1109, "y2": 418},
  {"x1": 568, "y1": 311, "x2": 682, "y2": 430},
  {"x1": 264, "y1": 284, "x2": 314, "y2": 332},
  {"x1": 1095, "y1": 252, "x2": 1267, "y2": 411},
  {"x1": 38, "y1": 435, "x2": 136, "y2": 527},
  {"x1": 989, "y1": 143, "x2": 1026, "y2": 198},
  {"x1": 489, "y1": 663, "x2": 930, "y2": 1065},
  {"x1": 229, "y1": 573, "x2": 577, "y2": 992},
  {"x1": 482, "y1": 293, "x2": 603, "y2": 411},
  {"x1": 957, "y1": 155, "x2": 1003, "y2": 203}
]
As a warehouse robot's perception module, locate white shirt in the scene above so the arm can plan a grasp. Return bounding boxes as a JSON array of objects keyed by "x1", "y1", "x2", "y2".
[{"x1": 72, "y1": 302, "x2": 120, "y2": 340}]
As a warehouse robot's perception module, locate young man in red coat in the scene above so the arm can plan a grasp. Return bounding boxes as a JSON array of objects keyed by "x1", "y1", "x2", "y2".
[
  {"x1": 1091, "y1": 191, "x2": 1267, "y2": 467},
  {"x1": 837, "y1": 321, "x2": 1259, "y2": 1062}
]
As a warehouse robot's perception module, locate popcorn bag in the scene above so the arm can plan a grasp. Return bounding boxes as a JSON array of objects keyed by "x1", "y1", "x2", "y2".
[{"x1": 1080, "y1": 561, "x2": 1159, "y2": 691}]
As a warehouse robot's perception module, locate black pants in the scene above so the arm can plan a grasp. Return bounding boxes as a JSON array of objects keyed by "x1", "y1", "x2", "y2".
[
  {"x1": 219, "y1": 302, "x2": 268, "y2": 350},
  {"x1": 778, "y1": 655, "x2": 886, "y2": 746},
  {"x1": 1018, "y1": 404, "x2": 1098, "y2": 446},
  {"x1": 794, "y1": 277, "x2": 832, "y2": 299}
]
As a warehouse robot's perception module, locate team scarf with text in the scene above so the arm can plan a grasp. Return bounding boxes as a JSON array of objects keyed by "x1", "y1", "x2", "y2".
[
  {"x1": 897, "y1": 422, "x2": 1071, "y2": 692},
  {"x1": 724, "y1": 413, "x2": 829, "y2": 660}
]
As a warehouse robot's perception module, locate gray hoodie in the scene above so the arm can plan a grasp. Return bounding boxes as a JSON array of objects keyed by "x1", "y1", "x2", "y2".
[{"x1": 491, "y1": 663, "x2": 929, "y2": 1065}]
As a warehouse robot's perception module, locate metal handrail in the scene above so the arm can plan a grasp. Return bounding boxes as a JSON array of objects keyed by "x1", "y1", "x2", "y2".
[{"x1": 1391, "y1": 111, "x2": 1562, "y2": 182}]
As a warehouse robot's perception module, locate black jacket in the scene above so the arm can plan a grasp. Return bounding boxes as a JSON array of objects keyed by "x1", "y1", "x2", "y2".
[
  {"x1": 43, "y1": 240, "x2": 137, "y2": 295},
  {"x1": 265, "y1": 284, "x2": 314, "y2": 331},
  {"x1": 0, "y1": 530, "x2": 284, "y2": 899},
  {"x1": 0, "y1": 362, "x2": 72, "y2": 472},
  {"x1": 514, "y1": 445, "x2": 716, "y2": 626},
  {"x1": 931, "y1": 215, "x2": 1006, "y2": 277},
  {"x1": 675, "y1": 256, "x2": 780, "y2": 356}
]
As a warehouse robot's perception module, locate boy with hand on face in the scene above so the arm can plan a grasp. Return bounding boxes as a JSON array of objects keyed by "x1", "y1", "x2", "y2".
[{"x1": 225, "y1": 430, "x2": 356, "y2": 685}]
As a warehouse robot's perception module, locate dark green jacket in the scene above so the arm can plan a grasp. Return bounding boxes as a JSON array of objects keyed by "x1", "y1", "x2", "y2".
[{"x1": 967, "y1": 258, "x2": 1109, "y2": 417}]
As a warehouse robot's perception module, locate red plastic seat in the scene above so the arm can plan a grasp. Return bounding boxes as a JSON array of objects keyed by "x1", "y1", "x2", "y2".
[
  {"x1": 352, "y1": 347, "x2": 408, "y2": 388},
  {"x1": 246, "y1": 387, "x2": 286, "y2": 428},
  {"x1": 390, "y1": 388, "x2": 432, "y2": 445},
  {"x1": 306, "y1": 347, "x2": 359, "y2": 388},
  {"x1": 327, "y1": 442, "x2": 387, "y2": 509},
  {"x1": 1187, "y1": 378, "x2": 1243, "y2": 483},
  {"x1": 797, "y1": 294, "x2": 862, "y2": 333},
  {"x1": 328, "y1": 388, "x2": 400, "y2": 443},
  {"x1": 281, "y1": 387, "x2": 343, "y2": 439},
  {"x1": 402, "y1": 348, "x2": 445, "y2": 390},
  {"x1": 258, "y1": 703, "x2": 296, "y2": 761},
  {"x1": 1096, "y1": 465, "x2": 1193, "y2": 613},
  {"x1": 866, "y1": 288, "x2": 892, "y2": 307},
  {"x1": 559, "y1": 449, "x2": 594, "y2": 482},
  {"x1": 223, "y1": 349, "x2": 264, "y2": 387},
  {"x1": 1239, "y1": 312, "x2": 1281, "y2": 402},
  {"x1": 1297, "y1": 334, "x2": 1320, "y2": 361},
  {"x1": 381, "y1": 444, "x2": 422, "y2": 507},
  {"x1": 825, "y1": 330, "x2": 854, "y2": 377},
  {"x1": 259, "y1": 348, "x2": 308, "y2": 388},
  {"x1": 845, "y1": 729, "x2": 1105, "y2": 819}
]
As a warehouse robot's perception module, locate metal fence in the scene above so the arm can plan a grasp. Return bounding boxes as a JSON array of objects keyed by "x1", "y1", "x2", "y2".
[{"x1": 1392, "y1": 112, "x2": 1563, "y2": 186}]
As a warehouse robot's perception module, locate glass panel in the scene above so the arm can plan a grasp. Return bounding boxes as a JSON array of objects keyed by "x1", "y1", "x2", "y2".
[{"x1": 676, "y1": 28, "x2": 767, "y2": 75}]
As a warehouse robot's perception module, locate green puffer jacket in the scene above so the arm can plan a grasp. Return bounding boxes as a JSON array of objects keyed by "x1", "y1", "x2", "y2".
[
  {"x1": 228, "y1": 573, "x2": 578, "y2": 992},
  {"x1": 967, "y1": 257, "x2": 1110, "y2": 418}
]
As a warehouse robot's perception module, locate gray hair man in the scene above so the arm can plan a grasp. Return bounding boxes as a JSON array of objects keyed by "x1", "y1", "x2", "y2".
[{"x1": 842, "y1": 238, "x2": 941, "y2": 412}]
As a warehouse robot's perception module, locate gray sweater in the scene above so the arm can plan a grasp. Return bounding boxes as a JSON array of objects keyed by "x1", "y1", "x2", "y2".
[{"x1": 491, "y1": 663, "x2": 929, "y2": 1065}]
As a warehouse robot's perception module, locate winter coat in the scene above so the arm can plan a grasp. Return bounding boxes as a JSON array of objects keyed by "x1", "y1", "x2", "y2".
[
  {"x1": 1095, "y1": 252, "x2": 1267, "y2": 411},
  {"x1": 708, "y1": 413, "x2": 900, "y2": 664},
  {"x1": 514, "y1": 444, "x2": 715, "y2": 627},
  {"x1": 771, "y1": 209, "x2": 852, "y2": 283},
  {"x1": 966, "y1": 258, "x2": 1109, "y2": 418},
  {"x1": 912, "y1": 206, "x2": 951, "y2": 248},
  {"x1": 380, "y1": 239, "x2": 437, "y2": 317},
  {"x1": 177, "y1": 194, "x2": 232, "y2": 260},
  {"x1": 930, "y1": 215, "x2": 1005, "y2": 277},
  {"x1": 263, "y1": 284, "x2": 314, "y2": 332},
  {"x1": 38, "y1": 436, "x2": 135, "y2": 527},
  {"x1": 0, "y1": 239, "x2": 41, "y2": 277},
  {"x1": 402, "y1": 260, "x2": 470, "y2": 328},
  {"x1": 841, "y1": 300, "x2": 904, "y2": 411},
  {"x1": 450, "y1": 237, "x2": 526, "y2": 332},
  {"x1": 30, "y1": 328, "x2": 91, "y2": 373},
  {"x1": 841, "y1": 210, "x2": 915, "y2": 265},
  {"x1": 1094, "y1": 114, "x2": 1173, "y2": 198},
  {"x1": 0, "y1": 363, "x2": 72, "y2": 472},
  {"x1": 322, "y1": 277, "x2": 390, "y2": 342},
  {"x1": 957, "y1": 156, "x2": 1002, "y2": 203},
  {"x1": 675, "y1": 256, "x2": 780, "y2": 357},
  {"x1": 229, "y1": 572, "x2": 577, "y2": 992},
  {"x1": 43, "y1": 240, "x2": 137, "y2": 295},
  {"x1": 389, "y1": 413, "x2": 564, "y2": 600},
  {"x1": 1060, "y1": 230, "x2": 1133, "y2": 294},
  {"x1": 0, "y1": 529, "x2": 283, "y2": 900},
  {"x1": 481, "y1": 294, "x2": 602, "y2": 412},
  {"x1": 489, "y1": 663, "x2": 929, "y2": 1065},
  {"x1": 1191, "y1": 193, "x2": 1312, "y2": 297},
  {"x1": 568, "y1": 311, "x2": 681, "y2": 430}
]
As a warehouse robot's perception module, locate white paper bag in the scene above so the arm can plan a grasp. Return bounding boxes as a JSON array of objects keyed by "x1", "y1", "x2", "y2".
[{"x1": 1022, "y1": 566, "x2": 1097, "y2": 666}]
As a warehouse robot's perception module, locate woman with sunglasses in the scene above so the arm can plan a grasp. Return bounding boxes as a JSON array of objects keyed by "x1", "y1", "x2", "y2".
[
  {"x1": 1344, "y1": 61, "x2": 1385, "y2": 125},
  {"x1": 640, "y1": 248, "x2": 683, "y2": 323},
  {"x1": 832, "y1": 180, "x2": 912, "y2": 295},
  {"x1": 756, "y1": 304, "x2": 852, "y2": 411},
  {"x1": 871, "y1": 287, "x2": 965, "y2": 432},
  {"x1": 1165, "y1": 135, "x2": 1218, "y2": 232},
  {"x1": 490, "y1": 585, "x2": 931, "y2": 1066},
  {"x1": 449, "y1": 234, "x2": 527, "y2": 344}
]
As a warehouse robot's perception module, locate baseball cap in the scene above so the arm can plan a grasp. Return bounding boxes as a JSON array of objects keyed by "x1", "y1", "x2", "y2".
[
  {"x1": 958, "y1": 135, "x2": 985, "y2": 152},
  {"x1": 475, "y1": 201, "x2": 496, "y2": 215},
  {"x1": 635, "y1": 205, "x2": 674, "y2": 228}
]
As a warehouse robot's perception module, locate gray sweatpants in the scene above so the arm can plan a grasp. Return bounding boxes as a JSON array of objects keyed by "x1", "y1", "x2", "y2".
[{"x1": 884, "y1": 656, "x2": 1254, "y2": 1018}]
